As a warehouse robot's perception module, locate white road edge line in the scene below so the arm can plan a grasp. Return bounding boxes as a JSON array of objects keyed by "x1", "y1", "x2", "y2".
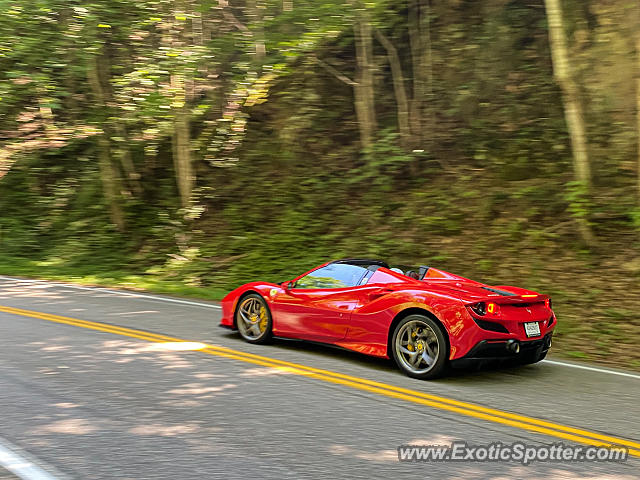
[
  {"x1": 0, "y1": 276, "x2": 221, "y2": 309},
  {"x1": 542, "y1": 359, "x2": 640, "y2": 381},
  {"x1": 0, "y1": 437, "x2": 62, "y2": 480}
]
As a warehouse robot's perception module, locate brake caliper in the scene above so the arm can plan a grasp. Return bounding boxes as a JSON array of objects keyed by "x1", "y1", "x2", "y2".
[{"x1": 259, "y1": 306, "x2": 268, "y2": 330}]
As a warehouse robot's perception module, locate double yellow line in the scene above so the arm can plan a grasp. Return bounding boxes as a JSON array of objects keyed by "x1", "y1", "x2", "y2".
[{"x1": 2, "y1": 304, "x2": 639, "y2": 457}]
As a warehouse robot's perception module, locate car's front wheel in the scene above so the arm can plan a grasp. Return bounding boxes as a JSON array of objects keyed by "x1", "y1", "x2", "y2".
[
  {"x1": 235, "y1": 293, "x2": 273, "y2": 344},
  {"x1": 391, "y1": 314, "x2": 448, "y2": 379}
]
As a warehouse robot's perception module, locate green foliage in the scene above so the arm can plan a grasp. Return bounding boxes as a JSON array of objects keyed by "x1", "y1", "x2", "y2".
[
  {"x1": 631, "y1": 208, "x2": 640, "y2": 231},
  {"x1": 564, "y1": 181, "x2": 593, "y2": 223},
  {"x1": 354, "y1": 130, "x2": 417, "y2": 185}
]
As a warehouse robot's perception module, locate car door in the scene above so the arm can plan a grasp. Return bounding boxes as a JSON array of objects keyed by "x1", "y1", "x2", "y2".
[{"x1": 271, "y1": 264, "x2": 368, "y2": 341}]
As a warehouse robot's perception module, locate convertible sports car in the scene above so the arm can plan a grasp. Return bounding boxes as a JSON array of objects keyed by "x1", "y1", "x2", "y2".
[{"x1": 220, "y1": 259, "x2": 555, "y2": 379}]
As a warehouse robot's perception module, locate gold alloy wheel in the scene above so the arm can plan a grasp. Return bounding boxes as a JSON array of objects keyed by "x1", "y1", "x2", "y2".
[
  {"x1": 395, "y1": 319, "x2": 440, "y2": 374},
  {"x1": 237, "y1": 296, "x2": 269, "y2": 341}
]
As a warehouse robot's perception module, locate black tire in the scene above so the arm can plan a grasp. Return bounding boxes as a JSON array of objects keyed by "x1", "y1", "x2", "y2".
[
  {"x1": 235, "y1": 293, "x2": 273, "y2": 344},
  {"x1": 391, "y1": 314, "x2": 448, "y2": 380}
]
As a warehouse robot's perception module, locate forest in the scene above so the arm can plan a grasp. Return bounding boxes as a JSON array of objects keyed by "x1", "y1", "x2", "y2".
[{"x1": 1, "y1": 0, "x2": 639, "y2": 368}]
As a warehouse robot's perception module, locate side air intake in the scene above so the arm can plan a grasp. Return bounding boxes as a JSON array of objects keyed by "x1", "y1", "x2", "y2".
[{"x1": 472, "y1": 318, "x2": 510, "y2": 334}]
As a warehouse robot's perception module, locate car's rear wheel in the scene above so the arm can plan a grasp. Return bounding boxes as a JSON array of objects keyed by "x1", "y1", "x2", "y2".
[
  {"x1": 236, "y1": 294, "x2": 273, "y2": 344},
  {"x1": 391, "y1": 315, "x2": 448, "y2": 379}
]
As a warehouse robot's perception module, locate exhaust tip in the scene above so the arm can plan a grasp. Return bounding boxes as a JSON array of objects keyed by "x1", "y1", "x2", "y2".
[{"x1": 506, "y1": 339, "x2": 520, "y2": 354}]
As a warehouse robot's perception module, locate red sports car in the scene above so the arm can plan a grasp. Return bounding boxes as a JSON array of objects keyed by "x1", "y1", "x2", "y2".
[{"x1": 219, "y1": 259, "x2": 555, "y2": 379}]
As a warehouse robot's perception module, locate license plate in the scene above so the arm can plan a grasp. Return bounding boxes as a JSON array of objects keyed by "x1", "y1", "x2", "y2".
[{"x1": 524, "y1": 321, "x2": 541, "y2": 338}]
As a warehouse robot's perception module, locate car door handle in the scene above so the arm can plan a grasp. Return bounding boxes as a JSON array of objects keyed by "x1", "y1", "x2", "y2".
[
  {"x1": 367, "y1": 289, "x2": 394, "y2": 302},
  {"x1": 338, "y1": 304, "x2": 350, "y2": 309}
]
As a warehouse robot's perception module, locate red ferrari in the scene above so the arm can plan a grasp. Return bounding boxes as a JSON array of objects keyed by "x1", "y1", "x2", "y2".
[{"x1": 219, "y1": 259, "x2": 555, "y2": 379}]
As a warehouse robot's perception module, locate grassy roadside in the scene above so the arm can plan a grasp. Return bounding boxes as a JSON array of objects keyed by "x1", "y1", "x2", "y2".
[{"x1": 0, "y1": 256, "x2": 228, "y2": 301}]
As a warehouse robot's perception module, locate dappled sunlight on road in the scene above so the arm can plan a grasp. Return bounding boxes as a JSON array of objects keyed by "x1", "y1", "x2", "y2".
[
  {"x1": 239, "y1": 367, "x2": 298, "y2": 377},
  {"x1": 38, "y1": 344, "x2": 72, "y2": 352},
  {"x1": 328, "y1": 444, "x2": 398, "y2": 463},
  {"x1": 107, "y1": 310, "x2": 159, "y2": 316},
  {"x1": 167, "y1": 383, "x2": 237, "y2": 397},
  {"x1": 128, "y1": 423, "x2": 204, "y2": 437},
  {"x1": 1, "y1": 328, "x2": 250, "y2": 472},
  {"x1": 31, "y1": 418, "x2": 98, "y2": 436},
  {"x1": 146, "y1": 342, "x2": 208, "y2": 352},
  {"x1": 405, "y1": 434, "x2": 458, "y2": 445},
  {"x1": 52, "y1": 403, "x2": 80, "y2": 409},
  {"x1": 0, "y1": 283, "x2": 67, "y2": 301},
  {"x1": 98, "y1": 340, "x2": 211, "y2": 354},
  {"x1": 97, "y1": 339, "x2": 199, "y2": 369},
  {"x1": 192, "y1": 372, "x2": 227, "y2": 379},
  {"x1": 329, "y1": 434, "x2": 458, "y2": 464}
]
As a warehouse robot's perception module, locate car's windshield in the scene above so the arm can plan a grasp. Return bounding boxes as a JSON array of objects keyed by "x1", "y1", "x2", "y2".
[{"x1": 295, "y1": 263, "x2": 369, "y2": 289}]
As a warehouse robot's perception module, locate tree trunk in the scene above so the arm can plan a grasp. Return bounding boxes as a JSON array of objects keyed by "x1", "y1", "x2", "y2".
[
  {"x1": 171, "y1": 1, "x2": 194, "y2": 208},
  {"x1": 374, "y1": 29, "x2": 410, "y2": 148},
  {"x1": 60, "y1": 7, "x2": 79, "y2": 122},
  {"x1": 247, "y1": 0, "x2": 266, "y2": 61},
  {"x1": 408, "y1": 0, "x2": 424, "y2": 142},
  {"x1": 87, "y1": 55, "x2": 125, "y2": 232},
  {"x1": 171, "y1": 74, "x2": 193, "y2": 208},
  {"x1": 544, "y1": 0, "x2": 595, "y2": 245},
  {"x1": 115, "y1": 124, "x2": 142, "y2": 196},
  {"x1": 175, "y1": 109, "x2": 192, "y2": 208},
  {"x1": 423, "y1": 0, "x2": 434, "y2": 131},
  {"x1": 353, "y1": 7, "x2": 377, "y2": 150},
  {"x1": 407, "y1": 0, "x2": 434, "y2": 146},
  {"x1": 97, "y1": 135, "x2": 125, "y2": 232}
]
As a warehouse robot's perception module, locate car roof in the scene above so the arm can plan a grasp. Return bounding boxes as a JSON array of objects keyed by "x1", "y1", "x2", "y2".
[{"x1": 329, "y1": 258, "x2": 390, "y2": 268}]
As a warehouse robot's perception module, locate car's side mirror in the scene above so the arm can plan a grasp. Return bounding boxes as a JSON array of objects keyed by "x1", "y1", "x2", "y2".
[{"x1": 286, "y1": 280, "x2": 295, "y2": 290}]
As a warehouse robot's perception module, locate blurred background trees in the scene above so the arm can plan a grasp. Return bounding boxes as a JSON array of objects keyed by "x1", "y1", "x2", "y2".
[{"x1": 1, "y1": 1, "x2": 640, "y2": 365}]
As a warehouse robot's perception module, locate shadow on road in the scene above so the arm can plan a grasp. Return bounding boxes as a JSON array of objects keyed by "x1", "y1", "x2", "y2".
[{"x1": 217, "y1": 330, "x2": 549, "y2": 384}]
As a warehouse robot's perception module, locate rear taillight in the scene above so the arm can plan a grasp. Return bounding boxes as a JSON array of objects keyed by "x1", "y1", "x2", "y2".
[{"x1": 468, "y1": 302, "x2": 500, "y2": 316}]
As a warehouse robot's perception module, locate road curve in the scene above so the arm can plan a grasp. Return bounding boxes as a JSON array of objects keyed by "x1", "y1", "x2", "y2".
[{"x1": 0, "y1": 277, "x2": 638, "y2": 479}]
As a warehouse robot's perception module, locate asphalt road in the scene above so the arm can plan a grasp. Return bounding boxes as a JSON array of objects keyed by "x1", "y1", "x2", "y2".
[{"x1": 0, "y1": 276, "x2": 638, "y2": 479}]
